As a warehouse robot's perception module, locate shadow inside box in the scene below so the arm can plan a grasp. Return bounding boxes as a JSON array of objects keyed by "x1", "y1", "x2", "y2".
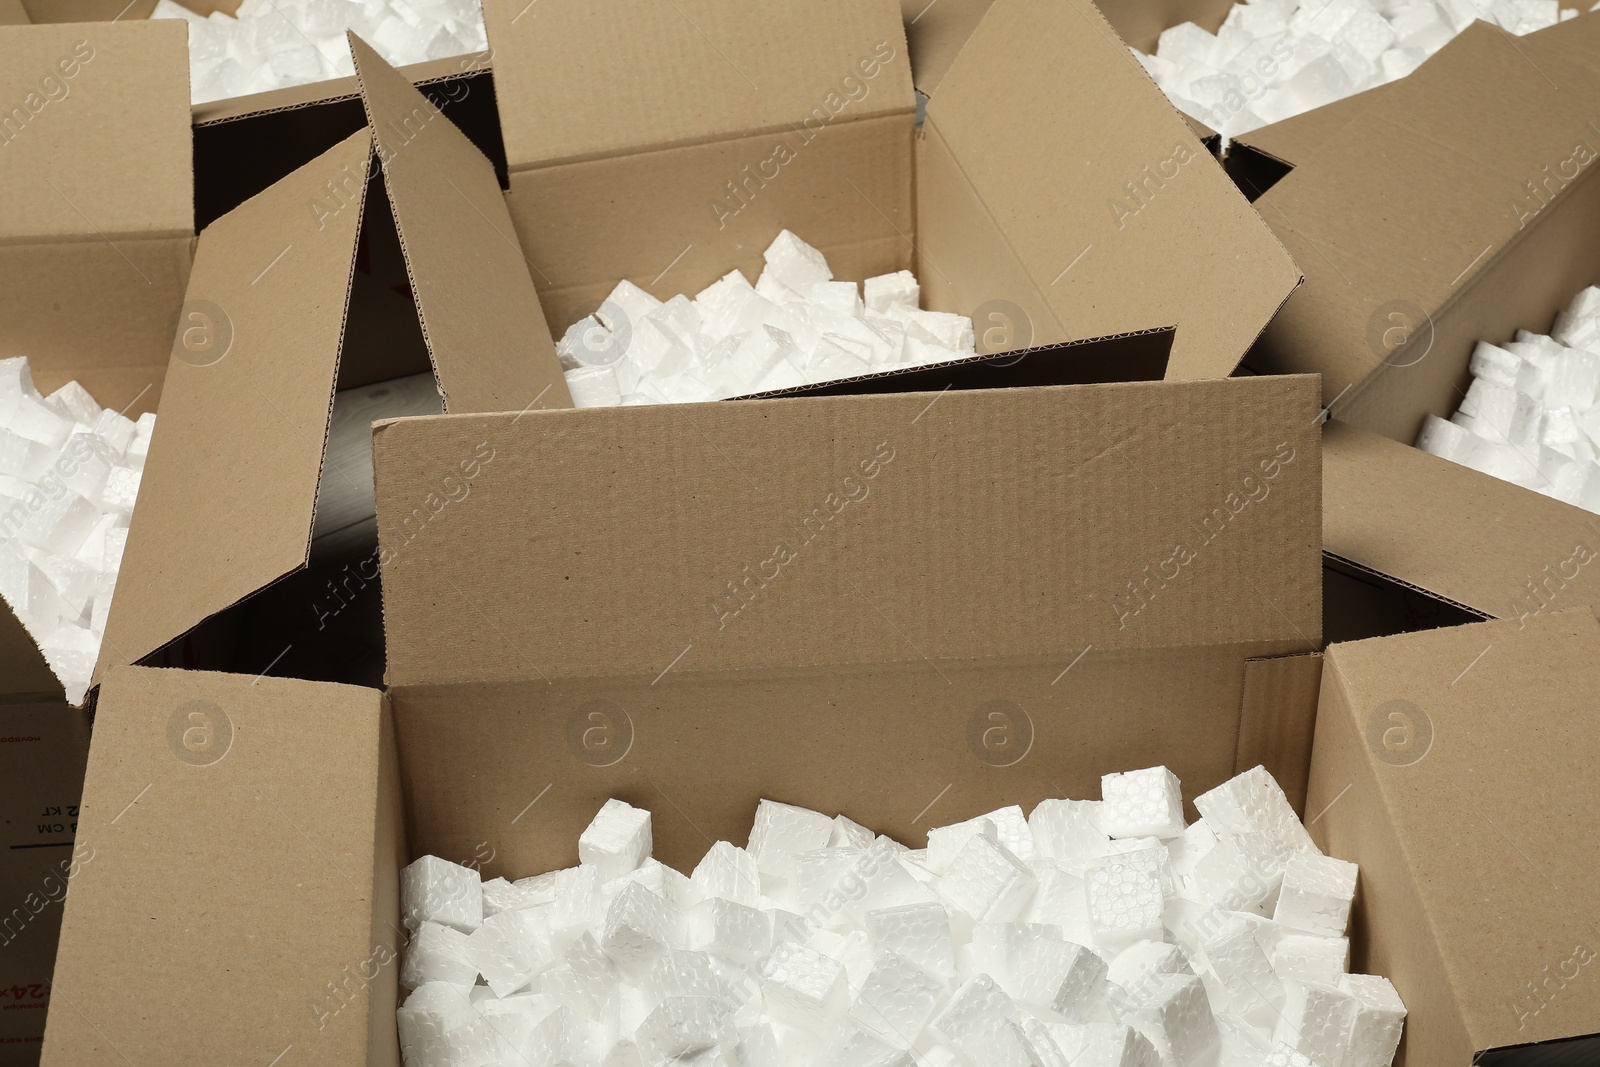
[
  {"x1": 1323, "y1": 555, "x2": 1483, "y2": 645},
  {"x1": 142, "y1": 542, "x2": 388, "y2": 690},
  {"x1": 1476, "y1": 1034, "x2": 1600, "y2": 1066}
]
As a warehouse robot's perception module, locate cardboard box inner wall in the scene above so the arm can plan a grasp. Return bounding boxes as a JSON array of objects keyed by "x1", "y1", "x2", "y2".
[
  {"x1": 482, "y1": 0, "x2": 1298, "y2": 382},
  {"x1": 93, "y1": 38, "x2": 571, "y2": 694},
  {"x1": 1309, "y1": 609, "x2": 1600, "y2": 1066},
  {"x1": 374, "y1": 374, "x2": 1325, "y2": 878},
  {"x1": 44, "y1": 371, "x2": 1324, "y2": 1066}
]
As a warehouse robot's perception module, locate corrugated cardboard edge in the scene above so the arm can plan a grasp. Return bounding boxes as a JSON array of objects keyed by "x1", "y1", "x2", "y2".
[
  {"x1": 348, "y1": 32, "x2": 572, "y2": 414},
  {"x1": 1323, "y1": 419, "x2": 1600, "y2": 621},
  {"x1": 191, "y1": 51, "x2": 489, "y2": 127},
  {"x1": 92, "y1": 131, "x2": 373, "y2": 689},
  {"x1": 41, "y1": 666, "x2": 396, "y2": 1067},
  {"x1": 1235, "y1": 650, "x2": 1322, "y2": 815}
]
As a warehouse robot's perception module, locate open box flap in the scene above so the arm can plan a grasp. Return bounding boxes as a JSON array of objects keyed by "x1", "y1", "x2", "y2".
[
  {"x1": 0, "y1": 0, "x2": 28, "y2": 25},
  {"x1": 920, "y1": 0, "x2": 1301, "y2": 381},
  {"x1": 0, "y1": 19, "x2": 192, "y2": 413},
  {"x1": 348, "y1": 33, "x2": 571, "y2": 414},
  {"x1": 375, "y1": 374, "x2": 1321, "y2": 690},
  {"x1": 480, "y1": 0, "x2": 914, "y2": 172},
  {"x1": 1312, "y1": 611, "x2": 1600, "y2": 1059},
  {"x1": 0, "y1": 603, "x2": 59, "y2": 702},
  {"x1": 1323, "y1": 419, "x2": 1600, "y2": 622},
  {"x1": 0, "y1": 20, "x2": 190, "y2": 243},
  {"x1": 94, "y1": 130, "x2": 372, "y2": 688},
  {"x1": 41, "y1": 665, "x2": 400, "y2": 1066},
  {"x1": 1244, "y1": 17, "x2": 1600, "y2": 408}
]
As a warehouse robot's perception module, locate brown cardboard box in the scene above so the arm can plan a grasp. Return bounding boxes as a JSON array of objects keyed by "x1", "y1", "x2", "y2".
[
  {"x1": 481, "y1": 0, "x2": 1298, "y2": 382},
  {"x1": 1309, "y1": 608, "x2": 1600, "y2": 1065},
  {"x1": 1228, "y1": 15, "x2": 1600, "y2": 624},
  {"x1": 41, "y1": 370, "x2": 1323, "y2": 1065},
  {"x1": 0, "y1": 705, "x2": 87, "y2": 1067},
  {"x1": 90, "y1": 37, "x2": 572, "y2": 691}
]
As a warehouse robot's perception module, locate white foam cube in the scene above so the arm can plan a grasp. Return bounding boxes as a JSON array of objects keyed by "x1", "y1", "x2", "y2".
[
  {"x1": 936, "y1": 831, "x2": 1037, "y2": 926},
  {"x1": 401, "y1": 855, "x2": 483, "y2": 933},
  {"x1": 1339, "y1": 973, "x2": 1406, "y2": 1067},
  {"x1": 1024, "y1": 863, "x2": 1095, "y2": 945},
  {"x1": 1274, "y1": 981, "x2": 1357, "y2": 1066},
  {"x1": 930, "y1": 974, "x2": 1021, "y2": 1061},
  {"x1": 865, "y1": 902, "x2": 955, "y2": 979},
  {"x1": 692, "y1": 840, "x2": 761, "y2": 907},
  {"x1": 466, "y1": 907, "x2": 554, "y2": 997},
  {"x1": 863, "y1": 272, "x2": 920, "y2": 314},
  {"x1": 1100, "y1": 767, "x2": 1186, "y2": 839},
  {"x1": 927, "y1": 805, "x2": 1035, "y2": 871},
  {"x1": 748, "y1": 799, "x2": 836, "y2": 874},
  {"x1": 850, "y1": 948, "x2": 943, "y2": 1041},
  {"x1": 1274, "y1": 852, "x2": 1358, "y2": 937},
  {"x1": 761, "y1": 230, "x2": 833, "y2": 296},
  {"x1": 579, "y1": 799, "x2": 653, "y2": 882},
  {"x1": 1273, "y1": 934, "x2": 1350, "y2": 986},
  {"x1": 1008, "y1": 933, "x2": 1111, "y2": 1022},
  {"x1": 601, "y1": 882, "x2": 676, "y2": 974},
  {"x1": 830, "y1": 815, "x2": 876, "y2": 851},
  {"x1": 762, "y1": 940, "x2": 848, "y2": 1031},
  {"x1": 1201, "y1": 913, "x2": 1284, "y2": 1031},
  {"x1": 1194, "y1": 765, "x2": 1317, "y2": 855},
  {"x1": 1029, "y1": 799, "x2": 1110, "y2": 863},
  {"x1": 1086, "y1": 863, "x2": 1165, "y2": 950},
  {"x1": 400, "y1": 921, "x2": 479, "y2": 992},
  {"x1": 397, "y1": 982, "x2": 492, "y2": 1067}
]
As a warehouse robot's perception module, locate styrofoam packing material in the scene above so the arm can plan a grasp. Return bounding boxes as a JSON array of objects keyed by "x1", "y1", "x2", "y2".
[
  {"x1": 151, "y1": 0, "x2": 488, "y2": 106},
  {"x1": 1138, "y1": 0, "x2": 1566, "y2": 140},
  {"x1": 1417, "y1": 286, "x2": 1600, "y2": 511},
  {"x1": 398, "y1": 767, "x2": 1407, "y2": 1067},
  {"x1": 557, "y1": 230, "x2": 978, "y2": 407},
  {"x1": 0, "y1": 357, "x2": 152, "y2": 703}
]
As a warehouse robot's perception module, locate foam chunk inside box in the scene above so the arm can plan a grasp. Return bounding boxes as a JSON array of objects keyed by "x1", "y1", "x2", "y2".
[
  {"x1": 1137, "y1": 0, "x2": 1569, "y2": 140},
  {"x1": 397, "y1": 764, "x2": 1406, "y2": 1067},
  {"x1": 1416, "y1": 285, "x2": 1600, "y2": 516},
  {"x1": 556, "y1": 230, "x2": 978, "y2": 407},
  {"x1": 0, "y1": 357, "x2": 153, "y2": 704},
  {"x1": 152, "y1": 0, "x2": 488, "y2": 106}
]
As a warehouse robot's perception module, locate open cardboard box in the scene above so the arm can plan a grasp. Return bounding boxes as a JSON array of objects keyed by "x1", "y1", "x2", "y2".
[
  {"x1": 481, "y1": 0, "x2": 1299, "y2": 383},
  {"x1": 1230, "y1": 15, "x2": 1600, "y2": 624},
  {"x1": 41, "y1": 371, "x2": 1324, "y2": 1063},
  {"x1": 1310, "y1": 607, "x2": 1600, "y2": 1065},
  {"x1": 89, "y1": 37, "x2": 571, "y2": 693}
]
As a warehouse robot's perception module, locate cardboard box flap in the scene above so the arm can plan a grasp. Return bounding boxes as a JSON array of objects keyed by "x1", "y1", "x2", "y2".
[
  {"x1": 42, "y1": 665, "x2": 401, "y2": 1066},
  {"x1": 921, "y1": 0, "x2": 1300, "y2": 381},
  {"x1": 375, "y1": 375, "x2": 1322, "y2": 689},
  {"x1": 1316, "y1": 611, "x2": 1600, "y2": 1057},
  {"x1": 1323, "y1": 419, "x2": 1600, "y2": 621},
  {"x1": 348, "y1": 33, "x2": 571, "y2": 414},
  {"x1": 900, "y1": 0, "x2": 990, "y2": 94},
  {"x1": 481, "y1": 0, "x2": 915, "y2": 171},
  {"x1": 0, "y1": 599, "x2": 58, "y2": 701},
  {"x1": 0, "y1": 0, "x2": 29, "y2": 25},
  {"x1": 96, "y1": 130, "x2": 371, "y2": 683},
  {"x1": 1245, "y1": 18, "x2": 1600, "y2": 401},
  {"x1": 0, "y1": 20, "x2": 190, "y2": 244}
]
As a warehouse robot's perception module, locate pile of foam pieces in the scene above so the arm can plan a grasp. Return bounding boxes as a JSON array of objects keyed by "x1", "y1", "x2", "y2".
[
  {"x1": 1138, "y1": 0, "x2": 1574, "y2": 140},
  {"x1": 397, "y1": 764, "x2": 1405, "y2": 1067},
  {"x1": 1417, "y1": 286, "x2": 1600, "y2": 512},
  {"x1": 557, "y1": 231, "x2": 977, "y2": 407},
  {"x1": 152, "y1": 0, "x2": 487, "y2": 105},
  {"x1": 0, "y1": 358, "x2": 153, "y2": 704}
]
